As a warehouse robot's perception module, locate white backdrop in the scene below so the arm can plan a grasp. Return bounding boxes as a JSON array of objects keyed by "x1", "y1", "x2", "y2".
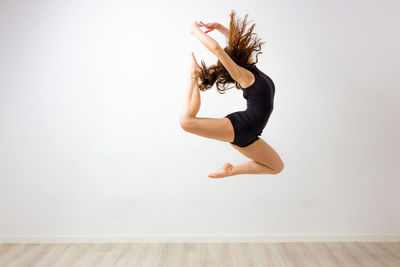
[{"x1": 1, "y1": 0, "x2": 399, "y2": 242}]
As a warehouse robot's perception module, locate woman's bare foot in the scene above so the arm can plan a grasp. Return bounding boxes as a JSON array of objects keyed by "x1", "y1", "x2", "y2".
[
  {"x1": 189, "y1": 52, "x2": 202, "y2": 78},
  {"x1": 208, "y1": 162, "x2": 234, "y2": 179}
]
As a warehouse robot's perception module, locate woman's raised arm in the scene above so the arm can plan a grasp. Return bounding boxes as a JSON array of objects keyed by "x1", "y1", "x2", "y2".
[
  {"x1": 190, "y1": 22, "x2": 251, "y2": 88},
  {"x1": 190, "y1": 22, "x2": 220, "y2": 54},
  {"x1": 216, "y1": 23, "x2": 229, "y2": 38}
]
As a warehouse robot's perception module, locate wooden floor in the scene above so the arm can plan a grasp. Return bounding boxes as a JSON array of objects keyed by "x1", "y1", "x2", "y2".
[{"x1": 0, "y1": 242, "x2": 399, "y2": 267}]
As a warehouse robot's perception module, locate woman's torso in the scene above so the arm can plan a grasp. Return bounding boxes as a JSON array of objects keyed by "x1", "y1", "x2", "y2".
[{"x1": 240, "y1": 65, "x2": 275, "y2": 133}]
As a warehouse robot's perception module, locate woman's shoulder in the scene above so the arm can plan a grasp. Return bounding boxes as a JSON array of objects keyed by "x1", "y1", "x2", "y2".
[{"x1": 237, "y1": 65, "x2": 258, "y2": 89}]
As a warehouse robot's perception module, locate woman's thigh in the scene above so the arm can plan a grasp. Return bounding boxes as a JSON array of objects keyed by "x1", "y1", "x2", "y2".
[
  {"x1": 182, "y1": 117, "x2": 235, "y2": 143},
  {"x1": 230, "y1": 137, "x2": 284, "y2": 171}
]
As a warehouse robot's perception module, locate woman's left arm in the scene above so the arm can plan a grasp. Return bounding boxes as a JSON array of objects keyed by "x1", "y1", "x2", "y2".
[{"x1": 190, "y1": 22, "x2": 220, "y2": 54}]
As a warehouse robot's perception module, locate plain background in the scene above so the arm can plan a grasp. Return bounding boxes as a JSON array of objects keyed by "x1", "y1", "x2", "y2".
[{"x1": 0, "y1": 0, "x2": 399, "y2": 240}]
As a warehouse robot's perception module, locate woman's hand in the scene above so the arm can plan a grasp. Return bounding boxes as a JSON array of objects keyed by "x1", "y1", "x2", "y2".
[
  {"x1": 188, "y1": 52, "x2": 203, "y2": 79},
  {"x1": 190, "y1": 21, "x2": 202, "y2": 35},
  {"x1": 199, "y1": 21, "x2": 220, "y2": 34}
]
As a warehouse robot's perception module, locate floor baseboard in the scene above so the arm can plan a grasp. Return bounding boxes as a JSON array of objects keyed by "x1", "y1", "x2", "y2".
[{"x1": 1, "y1": 234, "x2": 399, "y2": 243}]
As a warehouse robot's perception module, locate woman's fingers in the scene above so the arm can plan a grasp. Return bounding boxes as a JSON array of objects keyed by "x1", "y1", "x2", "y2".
[
  {"x1": 199, "y1": 21, "x2": 217, "y2": 34},
  {"x1": 200, "y1": 21, "x2": 212, "y2": 29},
  {"x1": 199, "y1": 21, "x2": 212, "y2": 33}
]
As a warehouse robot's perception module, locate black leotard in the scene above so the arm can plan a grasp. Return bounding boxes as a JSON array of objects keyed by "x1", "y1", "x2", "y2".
[{"x1": 225, "y1": 65, "x2": 275, "y2": 147}]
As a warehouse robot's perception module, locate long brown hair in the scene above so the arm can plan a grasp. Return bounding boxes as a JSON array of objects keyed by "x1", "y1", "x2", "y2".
[{"x1": 198, "y1": 10, "x2": 265, "y2": 93}]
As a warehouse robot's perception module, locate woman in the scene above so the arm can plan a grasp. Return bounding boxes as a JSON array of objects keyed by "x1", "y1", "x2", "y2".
[{"x1": 180, "y1": 10, "x2": 284, "y2": 178}]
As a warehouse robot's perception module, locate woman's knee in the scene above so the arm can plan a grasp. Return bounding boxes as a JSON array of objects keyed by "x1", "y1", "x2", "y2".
[{"x1": 271, "y1": 163, "x2": 284, "y2": 174}]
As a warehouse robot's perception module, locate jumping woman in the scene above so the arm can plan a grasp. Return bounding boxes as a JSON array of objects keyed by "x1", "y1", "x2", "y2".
[{"x1": 180, "y1": 10, "x2": 285, "y2": 178}]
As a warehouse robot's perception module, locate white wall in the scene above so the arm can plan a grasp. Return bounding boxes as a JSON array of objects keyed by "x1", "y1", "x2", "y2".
[{"x1": 1, "y1": 0, "x2": 399, "y2": 242}]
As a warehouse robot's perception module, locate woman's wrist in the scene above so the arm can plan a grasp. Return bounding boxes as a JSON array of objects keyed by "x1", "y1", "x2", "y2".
[{"x1": 216, "y1": 23, "x2": 229, "y2": 38}]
